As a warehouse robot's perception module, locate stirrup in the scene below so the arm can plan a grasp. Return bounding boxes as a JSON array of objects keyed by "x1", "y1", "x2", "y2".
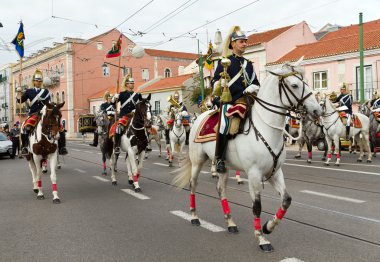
[
  {"x1": 21, "y1": 147, "x2": 29, "y2": 156},
  {"x1": 114, "y1": 147, "x2": 120, "y2": 154},
  {"x1": 216, "y1": 159, "x2": 226, "y2": 173}
]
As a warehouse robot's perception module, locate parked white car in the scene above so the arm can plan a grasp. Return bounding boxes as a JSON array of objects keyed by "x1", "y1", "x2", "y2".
[{"x1": 0, "y1": 132, "x2": 12, "y2": 158}]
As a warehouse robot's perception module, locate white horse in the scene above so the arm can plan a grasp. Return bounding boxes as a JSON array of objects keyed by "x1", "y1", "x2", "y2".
[
  {"x1": 173, "y1": 60, "x2": 322, "y2": 252},
  {"x1": 26, "y1": 102, "x2": 65, "y2": 204},
  {"x1": 112, "y1": 97, "x2": 152, "y2": 192},
  {"x1": 168, "y1": 110, "x2": 186, "y2": 167},
  {"x1": 321, "y1": 97, "x2": 372, "y2": 165},
  {"x1": 145, "y1": 125, "x2": 162, "y2": 159}
]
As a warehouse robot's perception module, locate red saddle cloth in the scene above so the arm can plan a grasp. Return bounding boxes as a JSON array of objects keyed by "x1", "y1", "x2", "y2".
[
  {"x1": 338, "y1": 112, "x2": 362, "y2": 128},
  {"x1": 109, "y1": 116, "x2": 128, "y2": 138},
  {"x1": 167, "y1": 119, "x2": 190, "y2": 126},
  {"x1": 289, "y1": 119, "x2": 300, "y2": 129},
  {"x1": 24, "y1": 115, "x2": 39, "y2": 128},
  {"x1": 374, "y1": 112, "x2": 380, "y2": 121},
  {"x1": 194, "y1": 110, "x2": 219, "y2": 143}
]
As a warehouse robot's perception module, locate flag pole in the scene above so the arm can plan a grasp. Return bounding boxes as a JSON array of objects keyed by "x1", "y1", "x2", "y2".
[
  {"x1": 17, "y1": 56, "x2": 23, "y2": 157},
  {"x1": 114, "y1": 36, "x2": 122, "y2": 122}
]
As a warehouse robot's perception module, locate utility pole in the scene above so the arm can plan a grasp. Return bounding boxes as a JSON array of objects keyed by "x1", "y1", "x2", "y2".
[
  {"x1": 359, "y1": 12, "x2": 364, "y2": 103},
  {"x1": 198, "y1": 39, "x2": 205, "y2": 100}
]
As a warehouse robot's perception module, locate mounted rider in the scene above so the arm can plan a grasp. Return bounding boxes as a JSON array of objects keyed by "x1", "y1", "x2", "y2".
[
  {"x1": 332, "y1": 83, "x2": 353, "y2": 139},
  {"x1": 90, "y1": 90, "x2": 116, "y2": 147},
  {"x1": 165, "y1": 91, "x2": 190, "y2": 145},
  {"x1": 370, "y1": 91, "x2": 380, "y2": 112},
  {"x1": 211, "y1": 26, "x2": 260, "y2": 173},
  {"x1": 113, "y1": 74, "x2": 141, "y2": 155},
  {"x1": 16, "y1": 69, "x2": 68, "y2": 156}
]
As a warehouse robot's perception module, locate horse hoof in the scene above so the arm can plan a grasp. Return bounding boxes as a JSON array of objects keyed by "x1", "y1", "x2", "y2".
[
  {"x1": 102, "y1": 171, "x2": 107, "y2": 176},
  {"x1": 324, "y1": 163, "x2": 329, "y2": 166},
  {"x1": 191, "y1": 219, "x2": 200, "y2": 226},
  {"x1": 134, "y1": 188, "x2": 141, "y2": 193},
  {"x1": 211, "y1": 175, "x2": 218, "y2": 179},
  {"x1": 169, "y1": 163, "x2": 173, "y2": 167},
  {"x1": 33, "y1": 189, "x2": 38, "y2": 194},
  {"x1": 52, "y1": 198, "x2": 61, "y2": 204},
  {"x1": 42, "y1": 170, "x2": 47, "y2": 174},
  {"x1": 259, "y1": 243, "x2": 274, "y2": 253},
  {"x1": 128, "y1": 180, "x2": 134, "y2": 185},
  {"x1": 349, "y1": 151, "x2": 353, "y2": 154},
  {"x1": 294, "y1": 155, "x2": 301, "y2": 159},
  {"x1": 307, "y1": 159, "x2": 312, "y2": 164},
  {"x1": 357, "y1": 159, "x2": 362, "y2": 162},
  {"x1": 262, "y1": 221, "x2": 272, "y2": 235},
  {"x1": 228, "y1": 226, "x2": 239, "y2": 233},
  {"x1": 321, "y1": 157, "x2": 326, "y2": 161},
  {"x1": 57, "y1": 165, "x2": 61, "y2": 169},
  {"x1": 237, "y1": 181, "x2": 244, "y2": 185},
  {"x1": 158, "y1": 155, "x2": 161, "y2": 158},
  {"x1": 112, "y1": 181, "x2": 117, "y2": 186},
  {"x1": 37, "y1": 195, "x2": 45, "y2": 200},
  {"x1": 334, "y1": 163, "x2": 340, "y2": 167},
  {"x1": 367, "y1": 159, "x2": 372, "y2": 163}
]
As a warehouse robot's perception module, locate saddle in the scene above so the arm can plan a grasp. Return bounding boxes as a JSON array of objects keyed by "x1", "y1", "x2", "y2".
[
  {"x1": 24, "y1": 114, "x2": 40, "y2": 131},
  {"x1": 109, "y1": 114, "x2": 132, "y2": 138},
  {"x1": 338, "y1": 112, "x2": 362, "y2": 128},
  {"x1": 194, "y1": 94, "x2": 255, "y2": 143}
]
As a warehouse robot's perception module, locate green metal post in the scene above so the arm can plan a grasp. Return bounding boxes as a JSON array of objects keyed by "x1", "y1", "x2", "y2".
[
  {"x1": 359, "y1": 12, "x2": 364, "y2": 103},
  {"x1": 198, "y1": 39, "x2": 205, "y2": 100}
]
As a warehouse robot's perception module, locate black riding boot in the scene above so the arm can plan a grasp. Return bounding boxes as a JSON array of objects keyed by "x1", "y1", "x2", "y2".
[
  {"x1": 58, "y1": 131, "x2": 68, "y2": 155},
  {"x1": 90, "y1": 132, "x2": 98, "y2": 147},
  {"x1": 21, "y1": 133, "x2": 29, "y2": 156},
  {"x1": 165, "y1": 129, "x2": 170, "y2": 145},
  {"x1": 185, "y1": 130, "x2": 190, "y2": 145},
  {"x1": 346, "y1": 126, "x2": 350, "y2": 140},
  {"x1": 114, "y1": 133, "x2": 121, "y2": 155},
  {"x1": 216, "y1": 134, "x2": 229, "y2": 173}
]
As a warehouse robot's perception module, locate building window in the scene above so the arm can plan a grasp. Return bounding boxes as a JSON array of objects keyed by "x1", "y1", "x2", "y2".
[
  {"x1": 154, "y1": 101, "x2": 160, "y2": 115},
  {"x1": 51, "y1": 93, "x2": 54, "y2": 102},
  {"x1": 142, "y1": 68, "x2": 149, "y2": 81},
  {"x1": 56, "y1": 92, "x2": 60, "y2": 103},
  {"x1": 61, "y1": 63, "x2": 64, "y2": 76},
  {"x1": 61, "y1": 91, "x2": 65, "y2": 102},
  {"x1": 355, "y1": 65, "x2": 373, "y2": 101},
  {"x1": 164, "y1": 68, "x2": 171, "y2": 78},
  {"x1": 97, "y1": 41, "x2": 103, "y2": 50},
  {"x1": 55, "y1": 65, "x2": 59, "y2": 77},
  {"x1": 45, "y1": 69, "x2": 48, "y2": 77},
  {"x1": 123, "y1": 67, "x2": 132, "y2": 77},
  {"x1": 103, "y1": 65, "x2": 110, "y2": 77},
  {"x1": 313, "y1": 71, "x2": 328, "y2": 90}
]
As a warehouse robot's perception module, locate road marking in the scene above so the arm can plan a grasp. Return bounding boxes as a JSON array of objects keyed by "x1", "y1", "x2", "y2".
[
  {"x1": 92, "y1": 176, "x2": 109, "y2": 182},
  {"x1": 300, "y1": 190, "x2": 365, "y2": 203},
  {"x1": 121, "y1": 189, "x2": 150, "y2": 200},
  {"x1": 83, "y1": 151, "x2": 93, "y2": 154},
  {"x1": 71, "y1": 148, "x2": 80, "y2": 151},
  {"x1": 153, "y1": 162, "x2": 167, "y2": 167},
  {"x1": 97, "y1": 152, "x2": 102, "y2": 155},
  {"x1": 201, "y1": 171, "x2": 210, "y2": 174},
  {"x1": 280, "y1": 258, "x2": 305, "y2": 262},
  {"x1": 284, "y1": 163, "x2": 380, "y2": 176},
  {"x1": 74, "y1": 168, "x2": 86, "y2": 173},
  {"x1": 286, "y1": 158, "x2": 380, "y2": 168},
  {"x1": 170, "y1": 210, "x2": 225, "y2": 233}
]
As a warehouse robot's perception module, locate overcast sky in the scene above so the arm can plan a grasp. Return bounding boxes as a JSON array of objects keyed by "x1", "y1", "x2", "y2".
[{"x1": 0, "y1": 0, "x2": 379, "y2": 66}]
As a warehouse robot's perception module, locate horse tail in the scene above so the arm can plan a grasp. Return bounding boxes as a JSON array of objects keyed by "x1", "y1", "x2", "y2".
[{"x1": 172, "y1": 155, "x2": 192, "y2": 190}]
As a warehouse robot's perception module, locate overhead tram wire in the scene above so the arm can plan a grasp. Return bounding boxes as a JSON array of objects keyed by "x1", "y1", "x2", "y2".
[{"x1": 149, "y1": 0, "x2": 260, "y2": 49}]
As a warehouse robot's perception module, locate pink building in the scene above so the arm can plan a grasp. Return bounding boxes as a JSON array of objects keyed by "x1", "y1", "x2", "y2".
[
  {"x1": 11, "y1": 29, "x2": 197, "y2": 137},
  {"x1": 268, "y1": 18, "x2": 380, "y2": 109}
]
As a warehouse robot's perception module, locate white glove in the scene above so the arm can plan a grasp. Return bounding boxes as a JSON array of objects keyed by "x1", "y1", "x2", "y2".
[
  {"x1": 181, "y1": 111, "x2": 188, "y2": 117},
  {"x1": 114, "y1": 93, "x2": 119, "y2": 99},
  {"x1": 16, "y1": 87, "x2": 22, "y2": 92},
  {"x1": 243, "y1": 84, "x2": 260, "y2": 94}
]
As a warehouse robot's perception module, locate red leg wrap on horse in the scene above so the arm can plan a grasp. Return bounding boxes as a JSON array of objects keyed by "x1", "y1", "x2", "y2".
[
  {"x1": 221, "y1": 199, "x2": 230, "y2": 215},
  {"x1": 38, "y1": 181, "x2": 42, "y2": 187},
  {"x1": 52, "y1": 184, "x2": 57, "y2": 191},
  {"x1": 308, "y1": 152, "x2": 312, "y2": 158},
  {"x1": 336, "y1": 153, "x2": 340, "y2": 159},
  {"x1": 374, "y1": 147, "x2": 377, "y2": 153},
  {"x1": 102, "y1": 162, "x2": 106, "y2": 169},
  {"x1": 276, "y1": 208, "x2": 286, "y2": 220},
  {"x1": 133, "y1": 175, "x2": 138, "y2": 182},
  {"x1": 254, "y1": 217, "x2": 261, "y2": 230},
  {"x1": 327, "y1": 153, "x2": 331, "y2": 158},
  {"x1": 190, "y1": 193, "x2": 195, "y2": 209},
  {"x1": 137, "y1": 173, "x2": 140, "y2": 179},
  {"x1": 236, "y1": 170, "x2": 240, "y2": 176}
]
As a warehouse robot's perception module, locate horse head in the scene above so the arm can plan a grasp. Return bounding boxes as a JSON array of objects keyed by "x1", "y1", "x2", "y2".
[
  {"x1": 266, "y1": 57, "x2": 322, "y2": 119},
  {"x1": 42, "y1": 101, "x2": 65, "y2": 138},
  {"x1": 95, "y1": 111, "x2": 109, "y2": 134},
  {"x1": 174, "y1": 110, "x2": 184, "y2": 128},
  {"x1": 135, "y1": 94, "x2": 152, "y2": 128}
]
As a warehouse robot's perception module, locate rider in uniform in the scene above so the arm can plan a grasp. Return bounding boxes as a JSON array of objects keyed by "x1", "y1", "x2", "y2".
[
  {"x1": 332, "y1": 84, "x2": 353, "y2": 139},
  {"x1": 16, "y1": 69, "x2": 68, "y2": 156},
  {"x1": 211, "y1": 26, "x2": 260, "y2": 173},
  {"x1": 165, "y1": 91, "x2": 190, "y2": 145},
  {"x1": 90, "y1": 91, "x2": 116, "y2": 147},
  {"x1": 113, "y1": 74, "x2": 141, "y2": 155}
]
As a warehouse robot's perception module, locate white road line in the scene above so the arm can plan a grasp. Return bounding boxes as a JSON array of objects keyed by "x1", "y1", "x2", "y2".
[
  {"x1": 121, "y1": 189, "x2": 150, "y2": 200},
  {"x1": 92, "y1": 176, "x2": 109, "y2": 182},
  {"x1": 170, "y1": 210, "x2": 225, "y2": 233},
  {"x1": 83, "y1": 151, "x2": 93, "y2": 154},
  {"x1": 97, "y1": 152, "x2": 102, "y2": 155},
  {"x1": 286, "y1": 158, "x2": 380, "y2": 168},
  {"x1": 153, "y1": 162, "x2": 168, "y2": 167},
  {"x1": 229, "y1": 177, "x2": 248, "y2": 182},
  {"x1": 300, "y1": 190, "x2": 365, "y2": 203},
  {"x1": 201, "y1": 171, "x2": 210, "y2": 174},
  {"x1": 284, "y1": 163, "x2": 380, "y2": 176},
  {"x1": 280, "y1": 258, "x2": 305, "y2": 262},
  {"x1": 71, "y1": 148, "x2": 80, "y2": 151},
  {"x1": 74, "y1": 168, "x2": 86, "y2": 173}
]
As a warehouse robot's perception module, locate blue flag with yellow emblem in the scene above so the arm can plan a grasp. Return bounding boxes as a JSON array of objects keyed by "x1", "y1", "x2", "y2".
[{"x1": 11, "y1": 22, "x2": 25, "y2": 58}]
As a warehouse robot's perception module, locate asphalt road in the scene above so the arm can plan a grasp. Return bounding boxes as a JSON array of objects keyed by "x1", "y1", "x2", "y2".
[{"x1": 0, "y1": 140, "x2": 379, "y2": 262}]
